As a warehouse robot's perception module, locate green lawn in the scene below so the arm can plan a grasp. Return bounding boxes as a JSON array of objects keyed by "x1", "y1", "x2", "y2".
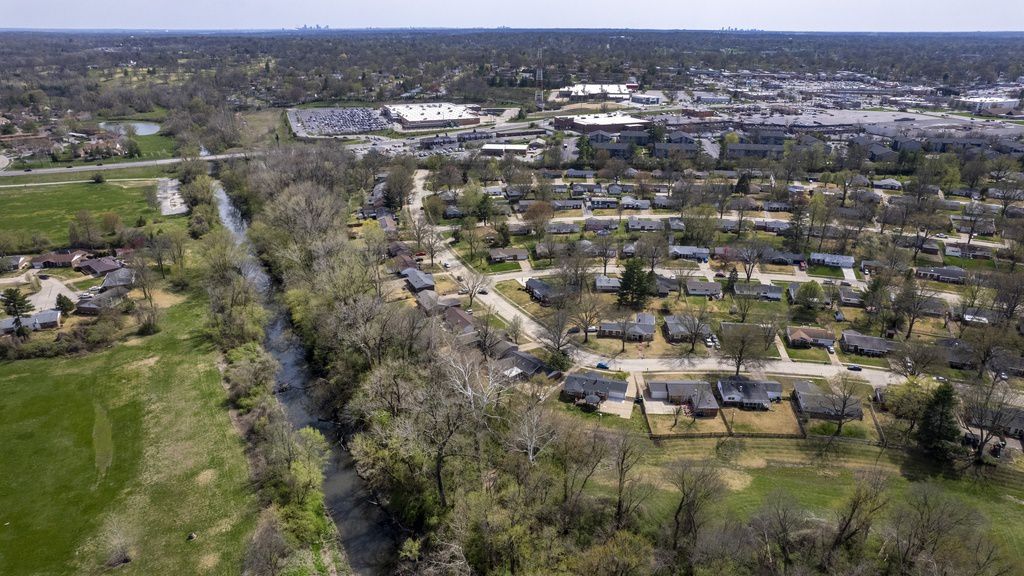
[
  {"x1": 12, "y1": 134, "x2": 177, "y2": 170},
  {"x1": 835, "y1": 350, "x2": 893, "y2": 369},
  {"x1": 0, "y1": 298, "x2": 257, "y2": 575},
  {"x1": 806, "y1": 264, "x2": 846, "y2": 278},
  {"x1": 786, "y1": 345, "x2": 831, "y2": 363},
  {"x1": 0, "y1": 165, "x2": 174, "y2": 185},
  {"x1": 0, "y1": 181, "x2": 172, "y2": 249}
]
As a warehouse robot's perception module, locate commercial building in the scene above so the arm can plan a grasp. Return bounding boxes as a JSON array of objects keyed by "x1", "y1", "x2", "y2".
[
  {"x1": 553, "y1": 113, "x2": 651, "y2": 134},
  {"x1": 480, "y1": 143, "x2": 529, "y2": 156},
  {"x1": 382, "y1": 103, "x2": 480, "y2": 129},
  {"x1": 557, "y1": 83, "x2": 637, "y2": 102},
  {"x1": 952, "y1": 96, "x2": 1020, "y2": 113}
]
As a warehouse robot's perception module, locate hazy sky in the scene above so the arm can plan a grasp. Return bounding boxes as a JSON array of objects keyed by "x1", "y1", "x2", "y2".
[{"x1": 1, "y1": 0, "x2": 1022, "y2": 32}]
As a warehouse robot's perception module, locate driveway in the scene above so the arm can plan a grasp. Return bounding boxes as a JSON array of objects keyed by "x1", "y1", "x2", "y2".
[{"x1": 28, "y1": 276, "x2": 79, "y2": 310}]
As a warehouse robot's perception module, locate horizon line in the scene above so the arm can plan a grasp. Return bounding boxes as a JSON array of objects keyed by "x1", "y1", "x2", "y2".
[{"x1": 1, "y1": 26, "x2": 1023, "y2": 34}]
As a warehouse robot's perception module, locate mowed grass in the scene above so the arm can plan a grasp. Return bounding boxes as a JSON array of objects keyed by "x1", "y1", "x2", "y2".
[
  {"x1": 579, "y1": 431, "x2": 1024, "y2": 570},
  {"x1": 0, "y1": 166, "x2": 174, "y2": 185},
  {"x1": 0, "y1": 181, "x2": 164, "y2": 247},
  {"x1": 0, "y1": 298, "x2": 257, "y2": 575}
]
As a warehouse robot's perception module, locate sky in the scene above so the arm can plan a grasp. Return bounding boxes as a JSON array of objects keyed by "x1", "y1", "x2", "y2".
[{"x1": 0, "y1": 0, "x2": 1021, "y2": 32}]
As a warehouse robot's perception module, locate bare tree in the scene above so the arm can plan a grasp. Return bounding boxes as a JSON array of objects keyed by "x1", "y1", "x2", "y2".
[
  {"x1": 408, "y1": 211, "x2": 430, "y2": 250},
  {"x1": 891, "y1": 341, "x2": 945, "y2": 378},
  {"x1": 611, "y1": 431, "x2": 651, "y2": 530},
  {"x1": 732, "y1": 293, "x2": 756, "y2": 323},
  {"x1": 551, "y1": 421, "x2": 607, "y2": 520},
  {"x1": 423, "y1": 229, "x2": 443, "y2": 269},
  {"x1": 824, "y1": 375, "x2": 863, "y2": 442},
  {"x1": 245, "y1": 512, "x2": 290, "y2": 576},
  {"x1": 677, "y1": 302, "x2": 711, "y2": 353},
  {"x1": 463, "y1": 270, "x2": 490, "y2": 309},
  {"x1": 737, "y1": 242, "x2": 768, "y2": 283},
  {"x1": 571, "y1": 289, "x2": 604, "y2": 343},
  {"x1": 959, "y1": 376, "x2": 1020, "y2": 461},
  {"x1": 505, "y1": 386, "x2": 557, "y2": 465},
  {"x1": 882, "y1": 483, "x2": 980, "y2": 575},
  {"x1": 539, "y1": 307, "x2": 573, "y2": 355},
  {"x1": 719, "y1": 323, "x2": 771, "y2": 376},
  {"x1": 593, "y1": 233, "x2": 617, "y2": 275},
  {"x1": 667, "y1": 460, "x2": 725, "y2": 553},
  {"x1": 751, "y1": 490, "x2": 809, "y2": 571},
  {"x1": 506, "y1": 315, "x2": 523, "y2": 345},
  {"x1": 821, "y1": 470, "x2": 890, "y2": 570}
]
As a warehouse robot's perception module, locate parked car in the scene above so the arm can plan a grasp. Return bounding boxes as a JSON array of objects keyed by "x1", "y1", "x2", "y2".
[
  {"x1": 847, "y1": 364, "x2": 863, "y2": 371},
  {"x1": 840, "y1": 281, "x2": 852, "y2": 286},
  {"x1": 798, "y1": 262, "x2": 807, "y2": 271},
  {"x1": 596, "y1": 361, "x2": 610, "y2": 370},
  {"x1": 834, "y1": 311, "x2": 846, "y2": 322},
  {"x1": 567, "y1": 326, "x2": 580, "y2": 334},
  {"x1": 826, "y1": 345, "x2": 835, "y2": 353}
]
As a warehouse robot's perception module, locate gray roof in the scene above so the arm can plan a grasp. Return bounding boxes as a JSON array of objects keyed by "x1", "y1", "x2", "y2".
[
  {"x1": 648, "y1": 380, "x2": 719, "y2": 411},
  {"x1": 563, "y1": 371, "x2": 628, "y2": 398}
]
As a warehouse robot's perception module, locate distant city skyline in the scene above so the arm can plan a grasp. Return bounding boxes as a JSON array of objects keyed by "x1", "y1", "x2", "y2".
[{"x1": 1, "y1": 0, "x2": 1022, "y2": 32}]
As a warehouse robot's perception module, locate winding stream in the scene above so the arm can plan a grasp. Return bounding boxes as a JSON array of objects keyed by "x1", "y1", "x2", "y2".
[{"x1": 213, "y1": 185, "x2": 398, "y2": 574}]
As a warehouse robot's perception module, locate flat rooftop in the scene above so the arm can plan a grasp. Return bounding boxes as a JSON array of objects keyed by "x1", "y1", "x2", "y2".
[{"x1": 383, "y1": 103, "x2": 478, "y2": 123}]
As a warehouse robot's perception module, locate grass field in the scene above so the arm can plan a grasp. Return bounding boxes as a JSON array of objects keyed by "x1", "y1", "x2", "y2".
[
  {"x1": 576, "y1": 428, "x2": 1024, "y2": 570},
  {"x1": 0, "y1": 180, "x2": 172, "y2": 248},
  {"x1": 806, "y1": 264, "x2": 846, "y2": 278},
  {"x1": 0, "y1": 298, "x2": 257, "y2": 575},
  {"x1": 0, "y1": 165, "x2": 175, "y2": 185},
  {"x1": 786, "y1": 345, "x2": 831, "y2": 363}
]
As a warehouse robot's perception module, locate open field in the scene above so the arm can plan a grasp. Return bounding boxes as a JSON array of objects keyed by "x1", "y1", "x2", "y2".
[
  {"x1": 0, "y1": 180, "x2": 174, "y2": 248},
  {"x1": 0, "y1": 298, "x2": 257, "y2": 575},
  {"x1": 0, "y1": 165, "x2": 175, "y2": 185}
]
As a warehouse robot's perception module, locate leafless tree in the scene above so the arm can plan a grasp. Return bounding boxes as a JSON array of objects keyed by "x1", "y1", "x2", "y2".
[
  {"x1": 539, "y1": 306, "x2": 573, "y2": 355},
  {"x1": 611, "y1": 431, "x2": 652, "y2": 530},
  {"x1": 891, "y1": 341, "x2": 945, "y2": 378},
  {"x1": 245, "y1": 512, "x2": 290, "y2": 576},
  {"x1": 423, "y1": 229, "x2": 443, "y2": 269},
  {"x1": 571, "y1": 289, "x2": 604, "y2": 343},
  {"x1": 719, "y1": 323, "x2": 771, "y2": 376},
  {"x1": 667, "y1": 460, "x2": 725, "y2": 553},
  {"x1": 593, "y1": 233, "x2": 617, "y2": 275},
  {"x1": 407, "y1": 211, "x2": 430, "y2": 250},
  {"x1": 737, "y1": 242, "x2": 769, "y2": 282},
  {"x1": 824, "y1": 374, "x2": 863, "y2": 442},
  {"x1": 505, "y1": 385, "x2": 557, "y2": 465},
  {"x1": 821, "y1": 469, "x2": 890, "y2": 570},
  {"x1": 751, "y1": 490, "x2": 809, "y2": 571},
  {"x1": 677, "y1": 302, "x2": 711, "y2": 353},
  {"x1": 463, "y1": 270, "x2": 489, "y2": 309},
  {"x1": 506, "y1": 315, "x2": 523, "y2": 345},
  {"x1": 881, "y1": 483, "x2": 980, "y2": 575},
  {"x1": 636, "y1": 234, "x2": 668, "y2": 273},
  {"x1": 959, "y1": 376, "x2": 1020, "y2": 461},
  {"x1": 551, "y1": 421, "x2": 607, "y2": 520}
]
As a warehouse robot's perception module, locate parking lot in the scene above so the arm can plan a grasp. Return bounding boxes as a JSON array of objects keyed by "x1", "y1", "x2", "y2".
[{"x1": 290, "y1": 107, "x2": 392, "y2": 136}]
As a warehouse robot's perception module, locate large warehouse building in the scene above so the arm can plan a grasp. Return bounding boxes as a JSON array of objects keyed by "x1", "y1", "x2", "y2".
[
  {"x1": 553, "y1": 113, "x2": 651, "y2": 134},
  {"x1": 383, "y1": 103, "x2": 481, "y2": 129}
]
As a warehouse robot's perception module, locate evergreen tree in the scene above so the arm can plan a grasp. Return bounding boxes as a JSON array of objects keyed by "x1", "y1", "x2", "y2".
[
  {"x1": 916, "y1": 382, "x2": 961, "y2": 460},
  {"x1": 1, "y1": 287, "x2": 35, "y2": 340},
  {"x1": 726, "y1": 267, "x2": 739, "y2": 292},
  {"x1": 618, "y1": 257, "x2": 650, "y2": 310},
  {"x1": 56, "y1": 293, "x2": 76, "y2": 315}
]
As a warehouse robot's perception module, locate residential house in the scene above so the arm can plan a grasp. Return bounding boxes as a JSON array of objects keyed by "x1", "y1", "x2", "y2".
[
  {"x1": 402, "y1": 268, "x2": 435, "y2": 292},
  {"x1": 594, "y1": 275, "x2": 622, "y2": 293},
  {"x1": 792, "y1": 381, "x2": 863, "y2": 421},
  {"x1": 809, "y1": 252, "x2": 855, "y2": 268},
  {"x1": 872, "y1": 178, "x2": 903, "y2": 190},
  {"x1": 626, "y1": 217, "x2": 661, "y2": 232},
  {"x1": 498, "y1": 349, "x2": 557, "y2": 380},
  {"x1": 669, "y1": 245, "x2": 711, "y2": 261},
  {"x1": 1, "y1": 309, "x2": 62, "y2": 334},
  {"x1": 76, "y1": 287, "x2": 129, "y2": 316},
  {"x1": 562, "y1": 371, "x2": 629, "y2": 403},
  {"x1": 525, "y1": 278, "x2": 559, "y2": 305},
  {"x1": 598, "y1": 313, "x2": 657, "y2": 342},
  {"x1": 546, "y1": 221, "x2": 580, "y2": 235},
  {"x1": 950, "y1": 214, "x2": 997, "y2": 235},
  {"x1": 915, "y1": 265, "x2": 967, "y2": 284},
  {"x1": 620, "y1": 196, "x2": 651, "y2": 210},
  {"x1": 716, "y1": 379, "x2": 784, "y2": 410},
  {"x1": 443, "y1": 307, "x2": 479, "y2": 343},
  {"x1": 663, "y1": 314, "x2": 712, "y2": 342},
  {"x1": 840, "y1": 330, "x2": 896, "y2": 356},
  {"x1": 3, "y1": 255, "x2": 30, "y2": 271},
  {"x1": 584, "y1": 218, "x2": 618, "y2": 232},
  {"x1": 100, "y1": 268, "x2": 135, "y2": 291},
  {"x1": 415, "y1": 290, "x2": 458, "y2": 316},
  {"x1": 76, "y1": 258, "x2": 122, "y2": 277},
  {"x1": 647, "y1": 380, "x2": 720, "y2": 416},
  {"x1": 838, "y1": 286, "x2": 865, "y2": 307},
  {"x1": 590, "y1": 197, "x2": 618, "y2": 209},
  {"x1": 32, "y1": 250, "x2": 88, "y2": 269},
  {"x1": 733, "y1": 282, "x2": 784, "y2": 301},
  {"x1": 685, "y1": 280, "x2": 723, "y2": 298},
  {"x1": 786, "y1": 326, "x2": 836, "y2": 348},
  {"x1": 488, "y1": 248, "x2": 529, "y2": 263},
  {"x1": 551, "y1": 199, "x2": 584, "y2": 211}
]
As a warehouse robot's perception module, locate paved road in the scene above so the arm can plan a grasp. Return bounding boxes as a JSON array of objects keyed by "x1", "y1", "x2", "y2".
[
  {"x1": 0, "y1": 152, "x2": 255, "y2": 177},
  {"x1": 28, "y1": 275, "x2": 79, "y2": 310},
  {"x1": 409, "y1": 183, "x2": 901, "y2": 390}
]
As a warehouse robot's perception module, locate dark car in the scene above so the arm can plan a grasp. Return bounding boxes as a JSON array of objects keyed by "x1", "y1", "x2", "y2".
[{"x1": 847, "y1": 364, "x2": 862, "y2": 372}]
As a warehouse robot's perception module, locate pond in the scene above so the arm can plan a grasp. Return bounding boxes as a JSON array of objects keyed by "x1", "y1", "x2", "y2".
[{"x1": 98, "y1": 121, "x2": 162, "y2": 136}]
